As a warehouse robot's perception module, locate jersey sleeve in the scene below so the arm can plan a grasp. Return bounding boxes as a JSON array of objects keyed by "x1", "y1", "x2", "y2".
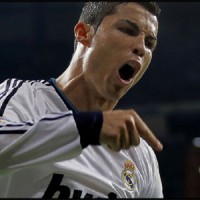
[
  {"x1": 0, "y1": 111, "x2": 83, "y2": 174},
  {"x1": 0, "y1": 79, "x2": 102, "y2": 174}
]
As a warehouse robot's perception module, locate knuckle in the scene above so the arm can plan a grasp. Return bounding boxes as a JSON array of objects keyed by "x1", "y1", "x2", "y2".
[
  {"x1": 134, "y1": 137, "x2": 140, "y2": 146},
  {"x1": 127, "y1": 109, "x2": 136, "y2": 115},
  {"x1": 124, "y1": 116, "x2": 135, "y2": 128},
  {"x1": 119, "y1": 123, "x2": 126, "y2": 132}
]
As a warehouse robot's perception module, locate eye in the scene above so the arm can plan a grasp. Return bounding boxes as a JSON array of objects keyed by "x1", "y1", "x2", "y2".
[
  {"x1": 119, "y1": 27, "x2": 139, "y2": 36},
  {"x1": 145, "y1": 39, "x2": 156, "y2": 51},
  {"x1": 145, "y1": 40, "x2": 153, "y2": 49}
]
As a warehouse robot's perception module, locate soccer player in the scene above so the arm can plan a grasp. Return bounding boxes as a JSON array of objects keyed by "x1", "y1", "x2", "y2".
[{"x1": 0, "y1": 2, "x2": 163, "y2": 198}]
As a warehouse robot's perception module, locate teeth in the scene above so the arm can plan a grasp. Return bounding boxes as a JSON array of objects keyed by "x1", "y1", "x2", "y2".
[{"x1": 127, "y1": 63, "x2": 134, "y2": 68}]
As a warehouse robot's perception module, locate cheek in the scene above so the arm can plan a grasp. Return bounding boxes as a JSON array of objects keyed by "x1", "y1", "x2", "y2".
[
  {"x1": 134, "y1": 55, "x2": 152, "y2": 84},
  {"x1": 143, "y1": 52, "x2": 152, "y2": 71},
  {"x1": 95, "y1": 27, "x2": 125, "y2": 52}
]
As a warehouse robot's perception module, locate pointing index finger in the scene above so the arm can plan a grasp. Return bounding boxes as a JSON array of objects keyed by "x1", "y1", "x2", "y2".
[{"x1": 132, "y1": 110, "x2": 163, "y2": 151}]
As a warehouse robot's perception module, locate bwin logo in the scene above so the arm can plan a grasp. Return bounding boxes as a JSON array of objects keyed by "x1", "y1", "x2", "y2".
[{"x1": 42, "y1": 173, "x2": 117, "y2": 199}]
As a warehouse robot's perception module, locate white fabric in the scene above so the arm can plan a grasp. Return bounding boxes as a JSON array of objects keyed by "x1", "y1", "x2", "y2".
[{"x1": 0, "y1": 79, "x2": 163, "y2": 198}]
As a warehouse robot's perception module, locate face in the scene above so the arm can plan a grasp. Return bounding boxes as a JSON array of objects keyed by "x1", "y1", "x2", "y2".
[{"x1": 79, "y1": 2, "x2": 158, "y2": 102}]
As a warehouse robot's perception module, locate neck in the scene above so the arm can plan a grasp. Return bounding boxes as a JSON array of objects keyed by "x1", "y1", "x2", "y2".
[{"x1": 56, "y1": 69, "x2": 117, "y2": 112}]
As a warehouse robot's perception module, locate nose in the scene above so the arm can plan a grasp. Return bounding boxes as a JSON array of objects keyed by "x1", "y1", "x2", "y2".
[{"x1": 132, "y1": 34, "x2": 146, "y2": 57}]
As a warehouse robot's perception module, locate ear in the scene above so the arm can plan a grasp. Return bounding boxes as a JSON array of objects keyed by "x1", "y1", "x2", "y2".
[{"x1": 74, "y1": 22, "x2": 94, "y2": 47}]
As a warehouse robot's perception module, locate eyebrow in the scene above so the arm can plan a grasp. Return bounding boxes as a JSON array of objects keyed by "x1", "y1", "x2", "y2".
[{"x1": 124, "y1": 19, "x2": 157, "y2": 41}]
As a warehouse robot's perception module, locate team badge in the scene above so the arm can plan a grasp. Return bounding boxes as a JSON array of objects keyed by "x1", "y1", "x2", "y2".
[{"x1": 121, "y1": 160, "x2": 137, "y2": 191}]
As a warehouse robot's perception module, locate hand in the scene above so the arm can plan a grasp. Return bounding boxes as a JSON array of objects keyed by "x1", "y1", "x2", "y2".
[{"x1": 100, "y1": 109, "x2": 163, "y2": 152}]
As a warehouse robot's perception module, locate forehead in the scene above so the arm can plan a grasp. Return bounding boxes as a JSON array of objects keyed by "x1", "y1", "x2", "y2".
[{"x1": 104, "y1": 2, "x2": 158, "y2": 35}]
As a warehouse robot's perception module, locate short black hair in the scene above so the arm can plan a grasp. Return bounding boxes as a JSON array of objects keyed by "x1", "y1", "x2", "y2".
[{"x1": 74, "y1": 2, "x2": 161, "y2": 51}]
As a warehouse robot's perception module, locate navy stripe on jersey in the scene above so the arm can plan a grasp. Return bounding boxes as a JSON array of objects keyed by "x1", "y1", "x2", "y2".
[
  {"x1": 0, "y1": 130, "x2": 28, "y2": 134},
  {"x1": 0, "y1": 122, "x2": 34, "y2": 127},
  {"x1": 0, "y1": 120, "x2": 34, "y2": 134},
  {"x1": 27, "y1": 79, "x2": 51, "y2": 86},
  {"x1": 39, "y1": 113, "x2": 72, "y2": 122},
  {"x1": 0, "y1": 79, "x2": 24, "y2": 100},
  {"x1": 0, "y1": 79, "x2": 11, "y2": 100},
  {"x1": 4, "y1": 79, "x2": 12, "y2": 94},
  {"x1": 0, "y1": 113, "x2": 72, "y2": 135},
  {"x1": 12, "y1": 79, "x2": 18, "y2": 88},
  {"x1": 0, "y1": 79, "x2": 13, "y2": 100},
  {"x1": 0, "y1": 79, "x2": 52, "y2": 116},
  {"x1": 0, "y1": 80, "x2": 24, "y2": 116}
]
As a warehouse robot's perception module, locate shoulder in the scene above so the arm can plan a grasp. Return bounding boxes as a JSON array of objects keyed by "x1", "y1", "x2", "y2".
[
  {"x1": 0, "y1": 78, "x2": 55, "y2": 119},
  {"x1": 0, "y1": 78, "x2": 52, "y2": 95},
  {"x1": 0, "y1": 78, "x2": 55, "y2": 102}
]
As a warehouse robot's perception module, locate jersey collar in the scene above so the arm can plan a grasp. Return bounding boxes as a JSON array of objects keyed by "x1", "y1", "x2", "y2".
[{"x1": 49, "y1": 78, "x2": 78, "y2": 113}]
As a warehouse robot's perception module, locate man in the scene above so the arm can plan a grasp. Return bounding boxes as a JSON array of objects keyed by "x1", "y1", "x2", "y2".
[{"x1": 0, "y1": 2, "x2": 163, "y2": 198}]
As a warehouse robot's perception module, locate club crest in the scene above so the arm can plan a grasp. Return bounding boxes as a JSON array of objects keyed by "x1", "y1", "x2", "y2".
[{"x1": 121, "y1": 160, "x2": 137, "y2": 191}]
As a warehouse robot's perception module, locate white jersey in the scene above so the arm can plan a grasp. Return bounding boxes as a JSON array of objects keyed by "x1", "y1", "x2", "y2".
[{"x1": 0, "y1": 78, "x2": 163, "y2": 198}]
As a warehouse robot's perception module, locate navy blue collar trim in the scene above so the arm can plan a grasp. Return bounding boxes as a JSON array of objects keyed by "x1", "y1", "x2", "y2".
[{"x1": 49, "y1": 78, "x2": 78, "y2": 113}]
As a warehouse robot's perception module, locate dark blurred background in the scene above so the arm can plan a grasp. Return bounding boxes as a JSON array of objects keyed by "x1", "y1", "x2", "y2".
[{"x1": 0, "y1": 2, "x2": 199, "y2": 198}]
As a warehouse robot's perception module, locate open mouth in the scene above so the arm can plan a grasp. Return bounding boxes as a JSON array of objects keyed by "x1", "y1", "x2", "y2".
[{"x1": 119, "y1": 64, "x2": 135, "y2": 82}]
